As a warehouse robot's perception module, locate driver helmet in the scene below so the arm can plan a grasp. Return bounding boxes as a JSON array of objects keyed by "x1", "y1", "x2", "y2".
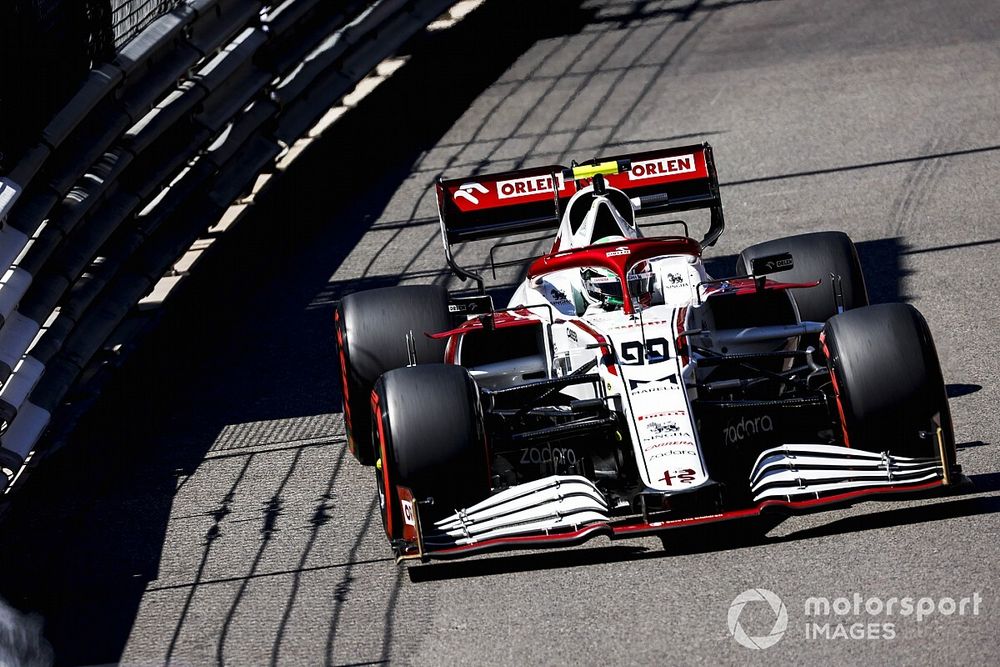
[
  {"x1": 556, "y1": 177, "x2": 652, "y2": 310},
  {"x1": 581, "y1": 245, "x2": 657, "y2": 310}
]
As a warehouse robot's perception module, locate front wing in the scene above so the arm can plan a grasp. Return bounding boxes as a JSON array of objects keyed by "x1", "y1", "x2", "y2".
[{"x1": 394, "y1": 442, "x2": 961, "y2": 562}]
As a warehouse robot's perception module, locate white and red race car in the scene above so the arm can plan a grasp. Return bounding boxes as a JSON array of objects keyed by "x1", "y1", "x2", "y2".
[{"x1": 335, "y1": 143, "x2": 963, "y2": 562}]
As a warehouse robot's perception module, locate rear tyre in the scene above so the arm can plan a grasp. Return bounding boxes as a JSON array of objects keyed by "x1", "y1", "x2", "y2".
[
  {"x1": 822, "y1": 303, "x2": 955, "y2": 461},
  {"x1": 335, "y1": 285, "x2": 451, "y2": 464},
  {"x1": 737, "y1": 231, "x2": 868, "y2": 323},
  {"x1": 371, "y1": 364, "x2": 490, "y2": 541}
]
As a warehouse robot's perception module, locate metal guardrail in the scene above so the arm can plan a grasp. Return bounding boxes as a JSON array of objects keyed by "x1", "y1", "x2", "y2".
[
  {"x1": 112, "y1": 1, "x2": 187, "y2": 47},
  {"x1": 0, "y1": 0, "x2": 459, "y2": 494}
]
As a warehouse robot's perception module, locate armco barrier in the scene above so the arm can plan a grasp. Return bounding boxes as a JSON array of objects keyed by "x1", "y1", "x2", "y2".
[{"x1": 0, "y1": 0, "x2": 459, "y2": 494}]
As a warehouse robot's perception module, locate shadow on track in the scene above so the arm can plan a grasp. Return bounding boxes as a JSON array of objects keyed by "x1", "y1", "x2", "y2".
[
  {"x1": 956, "y1": 440, "x2": 990, "y2": 450},
  {"x1": 773, "y1": 472, "x2": 1000, "y2": 543},
  {"x1": 946, "y1": 384, "x2": 982, "y2": 398},
  {"x1": 0, "y1": 0, "x2": 983, "y2": 659},
  {"x1": 593, "y1": 0, "x2": 786, "y2": 28},
  {"x1": 0, "y1": 2, "x2": 598, "y2": 664},
  {"x1": 408, "y1": 545, "x2": 653, "y2": 583}
]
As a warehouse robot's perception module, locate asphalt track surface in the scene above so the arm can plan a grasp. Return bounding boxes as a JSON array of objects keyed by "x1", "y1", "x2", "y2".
[{"x1": 1, "y1": 0, "x2": 999, "y2": 664}]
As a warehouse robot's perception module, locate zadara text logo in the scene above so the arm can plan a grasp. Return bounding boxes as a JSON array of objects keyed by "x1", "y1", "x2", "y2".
[
  {"x1": 728, "y1": 589, "x2": 788, "y2": 649},
  {"x1": 722, "y1": 414, "x2": 773, "y2": 446}
]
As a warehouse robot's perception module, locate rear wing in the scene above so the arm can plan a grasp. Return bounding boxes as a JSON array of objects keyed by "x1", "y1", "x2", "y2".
[{"x1": 435, "y1": 142, "x2": 725, "y2": 291}]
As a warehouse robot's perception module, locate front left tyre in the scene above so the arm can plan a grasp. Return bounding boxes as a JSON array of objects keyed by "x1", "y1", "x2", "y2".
[{"x1": 371, "y1": 364, "x2": 490, "y2": 541}]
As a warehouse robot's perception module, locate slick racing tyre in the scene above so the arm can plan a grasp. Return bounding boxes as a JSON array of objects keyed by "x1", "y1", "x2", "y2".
[
  {"x1": 821, "y1": 303, "x2": 955, "y2": 461},
  {"x1": 371, "y1": 364, "x2": 490, "y2": 541},
  {"x1": 737, "y1": 231, "x2": 868, "y2": 324},
  {"x1": 335, "y1": 285, "x2": 450, "y2": 464}
]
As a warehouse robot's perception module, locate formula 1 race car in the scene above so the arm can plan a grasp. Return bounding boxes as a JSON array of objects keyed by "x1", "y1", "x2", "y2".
[{"x1": 335, "y1": 143, "x2": 963, "y2": 562}]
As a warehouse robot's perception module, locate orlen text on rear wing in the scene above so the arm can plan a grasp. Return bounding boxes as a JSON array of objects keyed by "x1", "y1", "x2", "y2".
[
  {"x1": 435, "y1": 142, "x2": 724, "y2": 292},
  {"x1": 601, "y1": 143, "x2": 724, "y2": 247}
]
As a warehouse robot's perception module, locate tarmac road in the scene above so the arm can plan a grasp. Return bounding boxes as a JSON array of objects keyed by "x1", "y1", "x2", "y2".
[{"x1": 0, "y1": 0, "x2": 997, "y2": 664}]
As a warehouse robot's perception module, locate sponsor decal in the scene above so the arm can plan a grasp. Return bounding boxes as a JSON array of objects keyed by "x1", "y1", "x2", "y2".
[
  {"x1": 566, "y1": 328, "x2": 578, "y2": 342},
  {"x1": 496, "y1": 173, "x2": 566, "y2": 200},
  {"x1": 631, "y1": 384, "x2": 678, "y2": 394},
  {"x1": 647, "y1": 449, "x2": 698, "y2": 461},
  {"x1": 610, "y1": 319, "x2": 672, "y2": 329},
  {"x1": 646, "y1": 420, "x2": 680, "y2": 436},
  {"x1": 454, "y1": 181, "x2": 489, "y2": 205},
  {"x1": 659, "y1": 468, "x2": 697, "y2": 485},
  {"x1": 448, "y1": 295, "x2": 492, "y2": 314},
  {"x1": 722, "y1": 415, "x2": 774, "y2": 446},
  {"x1": 520, "y1": 447, "x2": 578, "y2": 465},
  {"x1": 644, "y1": 439, "x2": 696, "y2": 450},
  {"x1": 401, "y1": 499, "x2": 415, "y2": 526},
  {"x1": 629, "y1": 372, "x2": 679, "y2": 392},
  {"x1": 606, "y1": 246, "x2": 631, "y2": 257},
  {"x1": 549, "y1": 286, "x2": 569, "y2": 304},
  {"x1": 637, "y1": 410, "x2": 686, "y2": 420},
  {"x1": 629, "y1": 153, "x2": 697, "y2": 181},
  {"x1": 750, "y1": 252, "x2": 795, "y2": 275},
  {"x1": 449, "y1": 302, "x2": 480, "y2": 313},
  {"x1": 665, "y1": 272, "x2": 685, "y2": 287}
]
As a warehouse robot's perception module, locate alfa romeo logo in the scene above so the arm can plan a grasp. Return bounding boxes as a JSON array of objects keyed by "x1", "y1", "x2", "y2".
[{"x1": 728, "y1": 588, "x2": 788, "y2": 649}]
